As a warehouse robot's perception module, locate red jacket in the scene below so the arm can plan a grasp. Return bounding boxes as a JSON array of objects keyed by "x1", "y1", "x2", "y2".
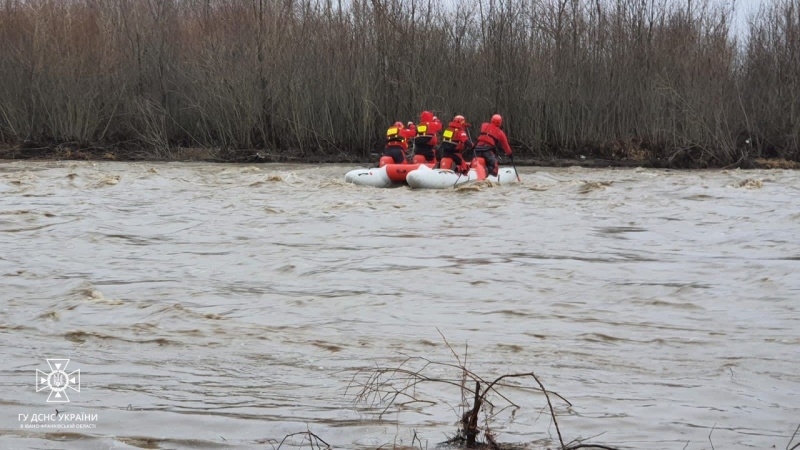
[
  {"x1": 385, "y1": 123, "x2": 416, "y2": 151},
  {"x1": 441, "y1": 123, "x2": 470, "y2": 152},
  {"x1": 475, "y1": 122, "x2": 512, "y2": 155},
  {"x1": 413, "y1": 117, "x2": 442, "y2": 147}
]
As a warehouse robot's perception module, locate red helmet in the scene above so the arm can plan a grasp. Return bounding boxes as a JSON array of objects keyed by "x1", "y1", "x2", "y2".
[
  {"x1": 491, "y1": 114, "x2": 502, "y2": 126},
  {"x1": 453, "y1": 115, "x2": 465, "y2": 125},
  {"x1": 393, "y1": 121, "x2": 404, "y2": 129},
  {"x1": 420, "y1": 110, "x2": 434, "y2": 122}
]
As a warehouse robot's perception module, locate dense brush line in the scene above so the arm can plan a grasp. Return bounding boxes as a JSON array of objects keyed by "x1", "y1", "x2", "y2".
[{"x1": 0, "y1": 0, "x2": 797, "y2": 166}]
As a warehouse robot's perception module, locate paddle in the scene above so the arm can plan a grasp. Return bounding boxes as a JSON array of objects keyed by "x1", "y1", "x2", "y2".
[
  {"x1": 452, "y1": 150, "x2": 472, "y2": 188},
  {"x1": 509, "y1": 154, "x2": 521, "y2": 182},
  {"x1": 453, "y1": 171, "x2": 462, "y2": 188},
  {"x1": 401, "y1": 121, "x2": 416, "y2": 163},
  {"x1": 465, "y1": 126, "x2": 475, "y2": 160},
  {"x1": 454, "y1": 128, "x2": 476, "y2": 188}
]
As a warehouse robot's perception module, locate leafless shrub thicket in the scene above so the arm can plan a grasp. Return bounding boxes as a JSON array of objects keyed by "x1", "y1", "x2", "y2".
[
  {"x1": 0, "y1": 0, "x2": 797, "y2": 166},
  {"x1": 348, "y1": 332, "x2": 621, "y2": 450}
]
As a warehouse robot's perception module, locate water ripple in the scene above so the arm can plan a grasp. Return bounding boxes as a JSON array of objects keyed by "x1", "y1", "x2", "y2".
[{"x1": 0, "y1": 162, "x2": 797, "y2": 450}]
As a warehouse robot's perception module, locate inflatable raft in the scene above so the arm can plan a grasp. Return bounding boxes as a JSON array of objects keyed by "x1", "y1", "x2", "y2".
[
  {"x1": 344, "y1": 162, "x2": 434, "y2": 188},
  {"x1": 406, "y1": 165, "x2": 520, "y2": 189}
]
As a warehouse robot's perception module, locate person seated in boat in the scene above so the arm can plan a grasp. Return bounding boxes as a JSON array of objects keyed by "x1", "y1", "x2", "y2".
[
  {"x1": 439, "y1": 115, "x2": 472, "y2": 175},
  {"x1": 381, "y1": 121, "x2": 416, "y2": 165},
  {"x1": 473, "y1": 114, "x2": 512, "y2": 177},
  {"x1": 411, "y1": 110, "x2": 442, "y2": 164}
]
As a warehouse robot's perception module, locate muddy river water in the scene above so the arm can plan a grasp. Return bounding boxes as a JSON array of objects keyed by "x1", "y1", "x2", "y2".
[{"x1": 0, "y1": 161, "x2": 798, "y2": 449}]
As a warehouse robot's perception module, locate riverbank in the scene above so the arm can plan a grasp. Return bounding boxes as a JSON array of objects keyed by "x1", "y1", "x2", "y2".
[{"x1": 1, "y1": 142, "x2": 797, "y2": 170}]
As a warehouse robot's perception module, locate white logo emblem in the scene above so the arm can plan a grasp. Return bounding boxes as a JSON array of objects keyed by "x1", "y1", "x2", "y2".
[{"x1": 36, "y1": 359, "x2": 80, "y2": 403}]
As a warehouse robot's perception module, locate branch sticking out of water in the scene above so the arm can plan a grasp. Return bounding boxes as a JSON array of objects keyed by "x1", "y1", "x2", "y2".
[
  {"x1": 347, "y1": 335, "x2": 622, "y2": 450},
  {"x1": 274, "y1": 430, "x2": 331, "y2": 450},
  {"x1": 788, "y1": 423, "x2": 800, "y2": 450}
]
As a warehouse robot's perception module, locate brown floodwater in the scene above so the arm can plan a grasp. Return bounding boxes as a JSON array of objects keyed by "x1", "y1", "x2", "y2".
[{"x1": 0, "y1": 161, "x2": 798, "y2": 449}]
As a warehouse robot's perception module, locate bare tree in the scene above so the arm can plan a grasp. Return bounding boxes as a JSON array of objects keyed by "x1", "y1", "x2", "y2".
[{"x1": 0, "y1": 0, "x2": 797, "y2": 166}]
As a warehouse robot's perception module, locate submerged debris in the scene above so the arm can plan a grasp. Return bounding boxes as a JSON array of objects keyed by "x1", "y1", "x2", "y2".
[
  {"x1": 455, "y1": 184, "x2": 483, "y2": 192},
  {"x1": 734, "y1": 178, "x2": 763, "y2": 189},
  {"x1": 578, "y1": 180, "x2": 613, "y2": 194}
]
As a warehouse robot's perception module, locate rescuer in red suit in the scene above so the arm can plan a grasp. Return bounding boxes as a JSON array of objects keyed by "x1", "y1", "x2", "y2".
[
  {"x1": 439, "y1": 115, "x2": 472, "y2": 174},
  {"x1": 382, "y1": 121, "x2": 417, "y2": 164},
  {"x1": 473, "y1": 114, "x2": 512, "y2": 177},
  {"x1": 411, "y1": 110, "x2": 442, "y2": 163}
]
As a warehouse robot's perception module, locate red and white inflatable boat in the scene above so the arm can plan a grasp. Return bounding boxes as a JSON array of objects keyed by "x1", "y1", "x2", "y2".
[
  {"x1": 344, "y1": 155, "x2": 436, "y2": 188},
  {"x1": 405, "y1": 165, "x2": 519, "y2": 189},
  {"x1": 344, "y1": 155, "x2": 520, "y2": 189},
  {"x1": 406, "y1": 156, "x2": 520, "y2": 189}
]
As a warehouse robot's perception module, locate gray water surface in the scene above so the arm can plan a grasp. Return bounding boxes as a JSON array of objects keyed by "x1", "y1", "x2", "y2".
[{"x1": 0, "y1": 161, "x2": 798, "y2": 449}]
